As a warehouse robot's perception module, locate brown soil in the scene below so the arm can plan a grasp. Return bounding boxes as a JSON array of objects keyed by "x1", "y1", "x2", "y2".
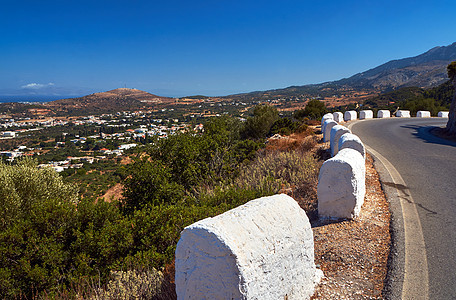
[
  {"x1": 311, "y1": 153, "x2": 391, "y2": 299},
  {"x1": 101, "y1": 183, "x2": 124, "y2": 202},
  {"x1": 120, "y1": 155, "x2": 132, "y2": 165}
]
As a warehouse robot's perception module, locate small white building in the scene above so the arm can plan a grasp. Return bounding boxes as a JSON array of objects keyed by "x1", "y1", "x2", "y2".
[
  {"x1": 1, "y1": 131, "x2": 16, "y2": 138},
  {"x1": 118, "y1": 143, "x2": 137, "y2": 150}
]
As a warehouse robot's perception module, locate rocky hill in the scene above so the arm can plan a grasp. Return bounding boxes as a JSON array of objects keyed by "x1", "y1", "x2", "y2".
[
  {"x1": 229, "y1": 42, "x2": 456, "y2": 102},
  {"x1": 337, "y1": 42, "x2": 456, "y2": 90},
  {"x1": 45, "y1": 88, "x2": 175, "y2": 115}
]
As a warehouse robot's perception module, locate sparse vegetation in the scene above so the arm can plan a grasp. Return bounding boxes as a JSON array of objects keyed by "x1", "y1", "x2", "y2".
[
  {"x1": 0, "y1": 106, "x2": 322, "y2": 299},
  {"x1": 361, "y1": 80, "x2": 453, "y2": 116}
]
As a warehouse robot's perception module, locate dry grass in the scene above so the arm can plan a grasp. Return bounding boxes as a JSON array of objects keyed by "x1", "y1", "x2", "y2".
[{"x1": 265, "y1": 129, "x2": 318, "y2": 153}]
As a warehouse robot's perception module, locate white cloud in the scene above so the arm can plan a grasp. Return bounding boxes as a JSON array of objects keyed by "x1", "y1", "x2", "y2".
[{"x1": 21, "y1": 82, "x2": 55, "y2": 89}]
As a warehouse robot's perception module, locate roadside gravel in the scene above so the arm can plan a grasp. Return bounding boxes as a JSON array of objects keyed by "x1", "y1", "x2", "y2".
[{"x1": 311, "y1": 153, "x2": 391, "y2": 299}]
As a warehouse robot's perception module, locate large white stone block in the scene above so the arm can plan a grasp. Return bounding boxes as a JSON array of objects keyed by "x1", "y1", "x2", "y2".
[
  {"x1": 417, "y1": 111, "x2": 431, "y2": 118},
  {"x1": 175, "y1": 194, "x2": 322, "y2": 300},
  {"x1": 330, "y1": 125, "x2": 351, "y2": 157},
  {"x1": 438, "y1": 111, "x2": 449, "y2": 118},
  {"x1": 333, "y1": 112, "x2": 343, "y2": 123},
  {"x1": 344, "y1": 110, "x2": 357, "y2": 122},
  {"x1": 318, "y1": 148, "x2": 366, "y2": 219},
  {"x1": 321, "y1": 113, "x2": 334, "y2": 128},
  {"x1": 338, "y1": 133, "x2": 365, "y2": 158},
  {"x1": 323, "y1": 119, "x2": 337, "y2": 143},
  {"x1": 396, "y1": 110, "x2": 410, "y2": 118},
  {"x1": 377, "y1": 110, "x2": 390, "y2": 118},
  {"x1": 359, "y1": 110, "x2": 373, "y2": 120}
]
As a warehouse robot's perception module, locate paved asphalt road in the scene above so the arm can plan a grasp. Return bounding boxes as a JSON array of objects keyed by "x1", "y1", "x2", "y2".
[{"x1": 351, "y1": 118, "x2": 456, "y2": 299}]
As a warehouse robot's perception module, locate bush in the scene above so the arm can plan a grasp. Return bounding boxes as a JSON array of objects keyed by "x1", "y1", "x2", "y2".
[
  {"x1": 122, "y1": 159, "x2": 185, "y2": 213},
  {"x1": 0, "y1": 158, "x2": 78, "y2": 229},
  {"x1": 270, "y1": 117, "x2": 298, "y2": 136},
  {"x1": 294, "y1": 99, "x2": 327, "y2": 120},
  {"x1": 242, "y1": 104, "x2": 279, "y2": 139},
  {"x1": 91, "y1": 269, "x2": 164, "y2": 300}
]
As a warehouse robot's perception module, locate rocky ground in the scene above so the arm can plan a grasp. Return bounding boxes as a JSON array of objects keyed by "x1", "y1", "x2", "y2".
[{"x1": 311, "y1": 153, "x2": 391, "y2": 299}]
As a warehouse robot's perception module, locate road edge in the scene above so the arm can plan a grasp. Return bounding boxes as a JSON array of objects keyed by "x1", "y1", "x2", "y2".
[{"x1": 348, "y1": 121, "x2": 429, "y2": 300}]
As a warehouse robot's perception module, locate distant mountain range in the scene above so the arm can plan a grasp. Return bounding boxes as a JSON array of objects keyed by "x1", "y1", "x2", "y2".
[
  {"x1": 230, "y1": 42, "x2": 456, "y2": 100},
  {"x1": 337, "y1": 42, "x2": 456, "y2": 90},
  {"x1": 2, "y1": 43, "x2": 455, "y2": 116}
]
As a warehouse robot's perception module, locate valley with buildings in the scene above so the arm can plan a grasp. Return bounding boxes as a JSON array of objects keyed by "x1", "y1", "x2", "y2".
[{"x1": 0, "y1": 36, "x2": 455, "y2": 298}]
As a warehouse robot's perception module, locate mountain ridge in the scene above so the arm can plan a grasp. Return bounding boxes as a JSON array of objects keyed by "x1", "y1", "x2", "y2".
[{"x1": 228, "y1": 42, "x2": 456, "y2": 100}]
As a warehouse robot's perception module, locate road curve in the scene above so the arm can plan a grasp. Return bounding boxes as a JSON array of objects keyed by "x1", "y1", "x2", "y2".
[{"x1": 350, "y1": 118, "x2": 456, "y2": 300}]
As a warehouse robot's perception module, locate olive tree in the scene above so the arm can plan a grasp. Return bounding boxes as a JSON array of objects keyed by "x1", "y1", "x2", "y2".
[{"x1": 0, "y1": 158, "x2": 78, "y2": 229}]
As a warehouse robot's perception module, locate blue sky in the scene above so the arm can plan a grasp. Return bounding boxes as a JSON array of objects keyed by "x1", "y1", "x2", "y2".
[{"x1": 0, "y1": 0, "x2": 455, "y2": 98}]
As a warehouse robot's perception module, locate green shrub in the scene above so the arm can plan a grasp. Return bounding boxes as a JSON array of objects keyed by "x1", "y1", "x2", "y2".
[
  {"x1": 294, "y1": 99, "x2": 327, "y2": 120},
  {"x1": 0, "y1": 158, "x2": 78, "y2": 230},
  {"x1": 242, "y1": 104, "x2": 279, "y2": 139},
  {"x1": 122, "y1": 159, "x2": 185, "y2": 213}
]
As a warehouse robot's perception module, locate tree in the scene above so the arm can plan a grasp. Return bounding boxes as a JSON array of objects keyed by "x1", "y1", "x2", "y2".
[
  {"x1": 294, "y1": 99, "x2": 327, "y2": 120},
  {"x1": 446, "y1": 61, "x2": 456, "y2": 135},
  {"x1": 242, "y1": 104, "x2": 279, "y2": 139}
]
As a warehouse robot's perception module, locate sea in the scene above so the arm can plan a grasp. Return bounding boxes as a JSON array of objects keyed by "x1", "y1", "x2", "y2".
[{"x1": 0, "y1": 95, "x2": 75, "y2": 104}]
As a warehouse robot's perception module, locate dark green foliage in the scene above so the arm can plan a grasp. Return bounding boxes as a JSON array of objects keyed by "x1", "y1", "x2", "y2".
[
  {"x1": 402, "y1": 97, "x2": 448, "y2": 116},
  {"x1": 294, "y1": 99, "x2": 328, "y2": 120},
  {"x1": 0, "y1": 107, "x2": 319, "y2": 298},
  {"x1": 362, "y1": 81, "x2": 453, "y2": 116},
  {"x1": 363, "y1": 87, "x2": 425, "y2": 108},
  {"x1": 448, "y1": 61, "x2": 456, "y2": 80},
  {"x1": 270, "y1": 117, "x2": 298, "y2": 136},
  {"x1": 242, "y1": 104, "x2": 279, "y2": 139},
  {"x1": 446, "y1": 61, "x2": 456, "y2": 134},
  {"x1": 121, "y1": 115, "x2": 264, "y2": 213},
  {"x1": 128, "y1": 204, "x2": 221, "y2": 269},
  {"x1": 122, "y1": 159, "x2": 185, "y2": 212}
]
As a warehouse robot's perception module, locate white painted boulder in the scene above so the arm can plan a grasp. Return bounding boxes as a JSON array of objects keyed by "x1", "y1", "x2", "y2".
[
  {"x1": 330, "y1": 125, "x2": 351, "y2": 157},
  {"x1": 344, "y1": 110, "x2": 357, "y2": 122},
  {"x1": 338, "y1": 133, "x2": 366, "y2": 159},
  {"x1": 321, "y1": 113, "x2": 334, "y2": 128},
  {"x1": 317, "y1": 148, "x2": 366, "y2": 219},
  {"x1": 333, "y1": 112, "x2": 343, "y2": 123},
  {"x1": 417, "y1": 111, "x2": 431, "y2": 118},
  {"x1": 396, "y1": 110, "x2": 410, "y2": 118},
  {"x1": 359, "y1": 110, "x2": 373, "y2": 120},
  {"x1": 321, "y1": 113, "x2": 334, "y2": 137},
  {"x1": 377, "y1": 110, "x2": 390, "y2": 118},
  {"x1": 175, "y1": 194, "x2": 323, "y2": 300},
  {"x1": 323, "y1": 119, "x2": 337, "y2": 143},
  {"x1": 438, "y1": 111, "x2": 449, "y2": 118}
]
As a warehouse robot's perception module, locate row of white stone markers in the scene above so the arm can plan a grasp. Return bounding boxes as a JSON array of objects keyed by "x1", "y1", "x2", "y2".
[
  {"x1": 318, "y1": 113, "x2": 366, "y2": 220},
  {"x1": 335, "y1": 109, "x2": 449, "y2": 122},
  {"x1": 175, "y1": 109, "x2": 423, "y2": 299}
]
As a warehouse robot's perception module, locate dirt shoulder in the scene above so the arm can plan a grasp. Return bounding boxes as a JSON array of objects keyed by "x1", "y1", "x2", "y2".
[{"x1": 311, "y1": 153, "x2": 391, "y2": 299}]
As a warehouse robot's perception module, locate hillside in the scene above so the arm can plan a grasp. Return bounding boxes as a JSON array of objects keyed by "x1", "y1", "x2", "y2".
[
  {"x1": 228, "y1": 42, "x2": 456, "y2": 103},
  {"x1": 337, "y1": 42, "x2": 456, "y2": 90},
  {"x1": 45, "y1": 88, "x2": 175, "y2": 115},
  {"x1": 362, "y1": 80, "x2": 453, "y2": 115}
]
